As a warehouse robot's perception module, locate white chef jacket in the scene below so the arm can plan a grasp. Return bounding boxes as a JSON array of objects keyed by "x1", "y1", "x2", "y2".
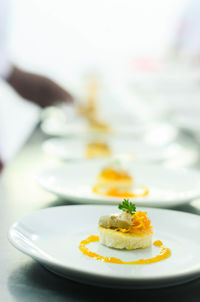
[
  {"x1": 0, "y1": 0, "x2": 12, "y2": 78},
  {"x1": 0, "y1": 0, "x2": 40, "y2": 163}
]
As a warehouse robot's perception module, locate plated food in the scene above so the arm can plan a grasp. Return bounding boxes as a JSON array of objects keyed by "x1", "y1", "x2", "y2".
[
  {"x1": 88, "y1": 118, "x2": 112, "y2": 134},
  {"x1": 92, "y1": 161, "x2": 149, "y2": 198},
  {"x1": 42, "y1": 136, "x2": 189, "y2": 164},
  {"x1": 79, "y1": 200, "x2": 170, "y2": 265},
  {"x1": 76, "y1": 76, "x2": 98, "y2": 121},
  {"x1": 77, "y1": 77, "x2": 112, "y2": 134},
  {"x1": 98, "y1": 199, "x2": 153, "y2": 250},
  {"x1": 85, "y1": 141, "x2": 112, "y2": 158},
  {"x1": 37, "y1": 161, "x2": 200, "y2": 207},
  {"x1": 8, "y1": 205, "x2": 200, "y2": 288}
]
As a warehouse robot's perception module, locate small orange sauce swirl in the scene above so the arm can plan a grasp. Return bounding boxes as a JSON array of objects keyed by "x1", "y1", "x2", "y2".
[
  {"x1": 79, "y1": 235, "x2": 171, "y2": 265},
  {"x1": 92, "y1": 185, "x2": 149, "y2": 198}
]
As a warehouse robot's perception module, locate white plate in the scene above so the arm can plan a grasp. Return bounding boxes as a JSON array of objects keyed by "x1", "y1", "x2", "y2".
[
  {"x1": 8, "y1": 205, "x2": 200, "y2": 289},
  {"x1": 41, "y1": 111, "x2": 178, "y2": 141},
  {"x1": 43, "y1": 137, "x2": 182, "y2": 162},
  {"x1": 40, "y1": 115, "x2": 148, "y2": 137},
  {"x1": 37, "y1": 161, "x2": 200, "y2": 207},
  {"x1": 171, "y1": 105, "x2": 200, "y2": 135},
  {"x1": 41, "y1": 118, "x2": 88, "y2": 136},
  {"x1": 143, "y1": 123, "x2": 178, "y2": 146}
]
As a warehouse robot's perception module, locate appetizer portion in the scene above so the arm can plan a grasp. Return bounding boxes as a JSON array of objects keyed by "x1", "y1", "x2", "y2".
[
  {"x1": 92, "y1": 162, "x2": 149, "y2": 198},
  {"x1": 93, "y1": 162, "x2": 133, "y2": 194},
  {"x1": 85, "y1": 141, "x2": 112, "y2": 158},
  {"x1": 88, "y1": 118, "x2": 112, "y2": 134},
  {"x1": 77, "y1": 77, "x2": 98, "y2": 121},
  {"x1": 98, "y1": 199, "x2": 153, "y2": 250},
  {"x1": 79, "y1": 200, "x2": 171, "y2": 264},
  {"x1": 77, "y1": 77, "x2": 112, "y2": 134},
  {"x1": 97, "y1": 165, "x2": 133, "y2": 191}
]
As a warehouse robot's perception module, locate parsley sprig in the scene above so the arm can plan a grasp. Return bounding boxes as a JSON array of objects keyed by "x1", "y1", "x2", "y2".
[{"x1": 118, "y1": 199, "x2": 136, "y2": 215}]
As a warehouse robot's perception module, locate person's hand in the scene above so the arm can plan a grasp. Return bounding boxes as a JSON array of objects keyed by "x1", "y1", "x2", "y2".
[{"x1": 6, "y1": 66, "x2": 73, "y2": 107}]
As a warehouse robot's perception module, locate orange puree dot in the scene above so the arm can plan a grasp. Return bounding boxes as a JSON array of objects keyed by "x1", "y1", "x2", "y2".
[{"x1": 153, "y1": 240, "x2": 163, "y2": 247}]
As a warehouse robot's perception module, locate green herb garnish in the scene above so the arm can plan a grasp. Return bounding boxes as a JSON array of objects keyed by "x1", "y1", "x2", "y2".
[
  {"x1": 118, "y1": 199, "x2": 136, "y2": 215},
  {"x1": 114, "y1": 158, "x2": 121, "y2": 165}
]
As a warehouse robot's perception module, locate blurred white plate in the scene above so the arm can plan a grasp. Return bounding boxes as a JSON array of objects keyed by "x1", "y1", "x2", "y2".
[
  {"x1": 40, "y1": 108, "x2": 178, "y2": 140},
  {"x1": 40, "y1": 105, "x2": 150, "y2": 137},
  {"x1": 143, "y1": 123, "x2": 178, "y2": 146},
  {"x1": 8, "y1": 205, "x2": 200, "y2": 289},
  {"x1": 41, "y1": 118, "x2": 149, "y2": 137},
  {"x1": 43, "y1": 137, "x2": 183, "y2": 162},
  {"x1": 171, "y1": 105, "x2": 200, "y2": 135},
  {"x1": 37, "y1": 161, "x2": 200, "y2": 207},
  {"x1": 41, "y1": 117, "x2": 88, "y2": 136}
]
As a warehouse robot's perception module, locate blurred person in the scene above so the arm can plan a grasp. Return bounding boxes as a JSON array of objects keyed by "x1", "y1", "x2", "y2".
[
  {"x1": 0, "y1": 0, "x2": 73, "y2": 106},
  {"x1": 0, "y1": 0, "x2": 73, "y2": 171},
  {"x1": 6, "y1": 66, "x2": 73, "y2": 108}
]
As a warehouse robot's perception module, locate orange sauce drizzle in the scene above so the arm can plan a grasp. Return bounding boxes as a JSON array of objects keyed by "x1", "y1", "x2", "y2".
[
  {"x1": 79, "y1": 235, "x2": 171, "y2": 265},
  {"x1": 92, "y1": 185, "x2": 149, "y2": 198}
]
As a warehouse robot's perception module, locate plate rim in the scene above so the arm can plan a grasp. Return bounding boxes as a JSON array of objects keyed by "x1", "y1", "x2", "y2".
[
  {"x1": 42, "y1": 137, "x2": 184, "y2": 162},
  {"x1": 8, "y1": 205, "x2": 200, "y2": 288},
  {"x1": 37, "y1": 162, "x2": 200, "y2": 207}
]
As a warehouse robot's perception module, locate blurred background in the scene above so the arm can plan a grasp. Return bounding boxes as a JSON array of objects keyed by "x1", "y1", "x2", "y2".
[
  {"x1": 1, "y1": 0, "x2": 200, "y2": 163},
  {"x1": 9, "y1": 0, "x2": 186, "y2": 85}
]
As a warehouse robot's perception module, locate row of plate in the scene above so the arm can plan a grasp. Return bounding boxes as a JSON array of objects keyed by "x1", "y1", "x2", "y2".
[
  {"x1": 39, "y1": 114, "x2": 200, "y2": 208},
  {"x1": 37, "y1": 159, "x2": 200, "y2": 208},
  {"x1": 41, "y1": 104, "x2": 200, "y2": 140},
  {"x1": 8, "y1": 107, "x2": 200, "y2": 289}
]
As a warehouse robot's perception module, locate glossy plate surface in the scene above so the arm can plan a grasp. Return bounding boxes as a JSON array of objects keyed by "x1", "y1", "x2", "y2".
[
  {"x1": 37, "y1": 161, "x2": 200, "y2": 207},
  {"x1": 41, "y1": 115, "x2": 178, "y2": 142},
  {"x1": 42, "y1": 137, "x2": 182, "y2": 162},
  {"x1": 8, "y1": 205, "x2": 200, "y2": 289}
]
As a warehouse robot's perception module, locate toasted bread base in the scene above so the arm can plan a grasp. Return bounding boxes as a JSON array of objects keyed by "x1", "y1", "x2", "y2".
[
  {"x1": 97, "y1": 176, "x2": 133, "y2": 191},
  {"x1": 98, "y1": 226, "x2": 152, "y2": 250}
]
